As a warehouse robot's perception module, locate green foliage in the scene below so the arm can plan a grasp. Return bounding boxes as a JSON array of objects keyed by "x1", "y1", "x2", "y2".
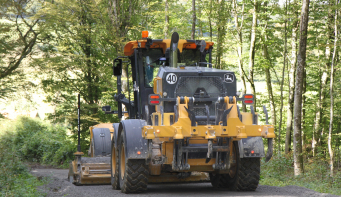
[
  {"x1": 0, "y1": 0, "x2": 47, "y2": 99},
  {"x1": 0, "y1": 119, "x2": 46, "y2": 196},
  {"x1": 33, "y1": 0, "x2": 120, "y2": 148},
  {"x1": 10, "y1": 116, "x2": 76, "y2": 167},
  {"x1": 260, "y1": 156, "x2": 341, "y2": 195},
  {"x1": 1, "y1": 117, "x2": 76, "y2": 167}
]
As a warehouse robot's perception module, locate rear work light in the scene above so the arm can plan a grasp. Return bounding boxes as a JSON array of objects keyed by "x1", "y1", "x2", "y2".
[
  {"x1": 243, "y1": 94, "x2": 254, "y2": 105},
  {"x1": 149, "y1": 94, "x2": 161, "y2": 105}
]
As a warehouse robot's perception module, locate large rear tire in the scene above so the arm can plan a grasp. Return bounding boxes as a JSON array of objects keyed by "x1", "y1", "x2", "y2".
[
  {"x1": 111, "y1": 137, "x2": 120, "y2": 190},
  {"x1": 234, "y1": 157, "x2": 260, "y2": 191},
  {"x1": 210, "y1": 141, "x2": 260, "y2": 191},
  {"x1": 118, "y1": 132, "x2": 148, "y2": 193}
]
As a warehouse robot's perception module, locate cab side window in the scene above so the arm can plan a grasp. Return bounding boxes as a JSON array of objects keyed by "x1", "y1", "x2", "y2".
[{"x1": 142, "y1": 49, "x2": 164, "y2": 87}]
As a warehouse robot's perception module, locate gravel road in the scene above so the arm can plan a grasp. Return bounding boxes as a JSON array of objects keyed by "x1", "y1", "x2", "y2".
[{"x1": 30, "y1": 168, "x2": 339, "y2": 197}]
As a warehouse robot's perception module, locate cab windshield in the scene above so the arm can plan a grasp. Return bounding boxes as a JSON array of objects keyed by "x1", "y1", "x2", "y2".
[
  {"x1": 142, "y1": 48, "x2": 210, "y2": 87},
  {"x1": 180, "y1": 49, "x2": 208, "y2": 67}
]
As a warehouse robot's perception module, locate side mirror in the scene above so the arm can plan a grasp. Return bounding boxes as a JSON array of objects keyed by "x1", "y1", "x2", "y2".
[{"x1": 113, "y1": 59, "x2": 122, "y2": 76}]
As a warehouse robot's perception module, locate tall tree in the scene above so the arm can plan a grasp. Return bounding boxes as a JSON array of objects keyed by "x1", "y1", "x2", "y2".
[
  {"x1": 316, "y1": 0, "x2": 335, "y2": 150},
  {"x1": 261, "y1": 2, "x2": 276, "y2": 160},
  {"x1": 311, "y1": 1, "x2": 324, "y2": 155},
  {"x1": 293, "y1": 0, "x2": 310, "y2": 176},
  {"x1": 164, "y1": 0, "x2": 169, "y2": 39},
  {"x1": 191, "y1": 0, "x2": 196, "y2": 40},
  {"x1": 285, "y1": 0, "x2": 299, "y2": 154},
  {"x1": 36, "y1": 0, "x2": 118, "y2": 151},
  {"x1": 197, "y1": 1, "x2": 203, "y2": 37},
  {"x1": 278, "y1": 0, "x2": 288, "y2": 155},
  {"x1": 0, "y1": 0, "x2": 43, "y2": 97},
  {"x1": 209, "y1": 0, "x2": 213, "y2": 41},
  {"x1": 232, "y1": 0, "x2": 247, "y2": 112},
  {"x1": 215, "y1": 0, "x2": 229, "y2": 69},
  {"x1": 108, "y1": 0, "x2": 140, "y2": 52},
  {"x1": 328, "y1": 0, "x2": 338, "y2": 176},
  {"x1": 247, "y1": 0, "x2": 258, "y2": 111}
]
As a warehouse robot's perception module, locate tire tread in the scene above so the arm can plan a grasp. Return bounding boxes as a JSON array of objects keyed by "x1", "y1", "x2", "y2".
[{"x1": 121, "y1": 159, "x2": 148, "y2": 193}]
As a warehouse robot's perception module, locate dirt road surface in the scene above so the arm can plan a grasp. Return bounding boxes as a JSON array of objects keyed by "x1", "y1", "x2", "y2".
[{"x1": 30, "y1": 168, "x2": 339, "y2": 197}]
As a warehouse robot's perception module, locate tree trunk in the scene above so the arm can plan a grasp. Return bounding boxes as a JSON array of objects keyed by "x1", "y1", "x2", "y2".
[
  {"x1": 248, "y1": 0, "x2": 257, "y2": 111},
  {"x1": 278, "y1": 0, "x2": 288, "y2": 155},
  {"x1": 293, "y1": 0, "x2": 309, "y2": 176},
  {"x1": 164, "y1": 0, "x2": 169, "y2": 39},
  {"x1": 209, "y1": 0, "x2": 213, "y2": 42},
  {"x1": 198, "y1": 3, "x2": 203, "y2": 37},
  {"x1": 313, "y1": 71, "x2": 321, "y2": 156},
  {"x1": 261, "y1": 3, "x2": 276, "y2": 154},
  {"x1": 328, "y1": 0, "x2": 338, "y2": 176},
  {"x1": 263, "y1": 46, "x2": 276, "y2": 139},
  {"x1": 233, "y1": 0, "x2": 246, "y2": 112},
  {"x1": 302, "y1": 68, "x2": 306, "y2": 150},
  {"x1": 317, "y1": 0, "x2": 335, "y2": 149},
  {"x1": 216, "y1": 28, "x2": 221, "y2": 68},
  {"x1": 285, "y1": 0, "x2": 299, "y2": 154},
  {"x1": 191, "y1": 0, "x2": 196, "y2": 40},
  {"x1": 215, "y1": 0, "x2": 228, "y2": 69},
  {"x1": 312, "y1": 13, "x2": 322, "y2": 156}
]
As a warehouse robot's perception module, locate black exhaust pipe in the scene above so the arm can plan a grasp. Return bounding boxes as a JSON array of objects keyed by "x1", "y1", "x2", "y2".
[{"x1": 170, "y1": 32, "x2": 179, "y2": 68}]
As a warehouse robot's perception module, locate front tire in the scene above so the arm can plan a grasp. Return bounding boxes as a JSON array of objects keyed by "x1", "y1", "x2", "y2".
[
  {"x1": 111, "y1": 137, "x2": 120, "y2": 190},
  {"x1": 118, "y1": 132, "x2": 149, "y2": 193}
]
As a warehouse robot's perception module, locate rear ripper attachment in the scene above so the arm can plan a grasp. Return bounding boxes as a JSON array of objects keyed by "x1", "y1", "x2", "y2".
[{"x1": 143, "y1": 94, "x2": 275, "y2": 172}]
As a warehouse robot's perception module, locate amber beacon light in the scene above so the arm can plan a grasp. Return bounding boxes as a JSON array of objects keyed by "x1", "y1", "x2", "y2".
[{"x1": 142, "y1": 31, "x2": 149, "y2": 39}]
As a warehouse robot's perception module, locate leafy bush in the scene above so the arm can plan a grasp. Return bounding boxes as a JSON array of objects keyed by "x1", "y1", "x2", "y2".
[
  {"x1": 12, "y1": 116, "x2": 76, "y2": 167},
  {"x1": 0, "y1": 117, "x2": 77, "y2": 196},
  {"x1": 0, "y1": 126, "x2": 43, "y2": 196}
]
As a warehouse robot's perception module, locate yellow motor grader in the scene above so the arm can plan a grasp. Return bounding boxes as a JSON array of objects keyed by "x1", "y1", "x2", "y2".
[{"x1": 68, "y1": 32, "x2": 275, "y2": 193}]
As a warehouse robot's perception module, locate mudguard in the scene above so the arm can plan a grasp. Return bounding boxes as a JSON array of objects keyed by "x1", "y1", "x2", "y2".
[
  {"x1": 118, "y1": 119, "x2": 149, "y2": 159},
  {"x1": 112, "y1": 123, "x2": 119, "y2": 149},
  {"x1": 92, "y1": 128, "x2": 111, "y2": 156},
  {"x1": 238, "y1": 137, "x2": 265, "y2": 158}
]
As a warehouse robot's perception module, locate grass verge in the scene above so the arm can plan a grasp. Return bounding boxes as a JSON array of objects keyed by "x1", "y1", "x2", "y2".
[{"x1": 260, "y1": 155, "x2": 341, "y2": 195}]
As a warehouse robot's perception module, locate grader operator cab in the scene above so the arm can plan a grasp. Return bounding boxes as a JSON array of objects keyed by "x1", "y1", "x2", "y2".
[{"x1": 68, "y1": 32, "x2": 275, "y2": 193}]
